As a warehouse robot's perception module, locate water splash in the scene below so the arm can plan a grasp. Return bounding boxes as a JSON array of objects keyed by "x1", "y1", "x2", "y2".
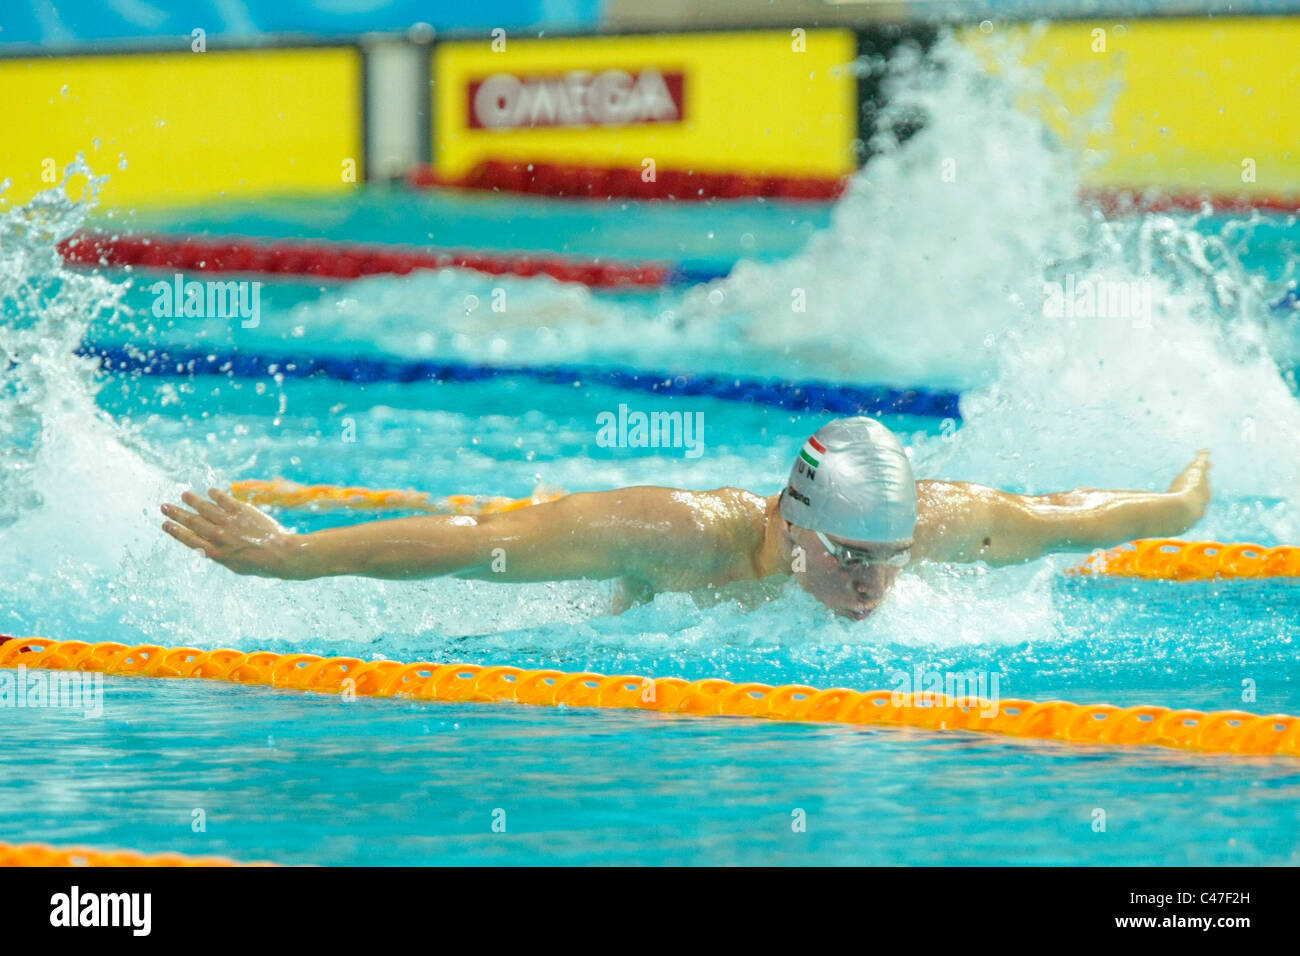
[
  {"x1": 680, "y1": 33, "x2": 1088, "y2": 388},
  {"x1": 4, "y1": 30, "x2": 1299, "y2": 659},
  {"x1": 0, "y1": 159, "x2": 125, "y2": 528},
  {"x1": 0, "y1": 164, "x2": 608, "y2": 648}
]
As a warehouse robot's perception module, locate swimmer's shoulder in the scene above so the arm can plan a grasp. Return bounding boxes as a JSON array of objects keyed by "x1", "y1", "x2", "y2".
[
  {"x1": 540, "y1": 484, "x2": 761, "y2": 540},
  {"x1": 913, "y1": 479, "x2": 1000, "y2": 561},
  {"x1": 600, "y1": 485, "x2": 765, "y2": 529},
  {"x1": 672, "y1": 486, "x2": 769, "y2": 538},
  {"x1": 916, "y1": 479, "x2": 1001, "y2": 515},
  {"x1": 674, "y1": 486, "x2": 771, "y2": 583},
  {"x1": 611, "y1": 485, "x2": 767, "y2": 590}
]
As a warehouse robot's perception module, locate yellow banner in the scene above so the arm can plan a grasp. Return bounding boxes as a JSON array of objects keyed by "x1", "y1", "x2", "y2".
[
  {"x1": 963, "y1": 17, "x2": 1300, "y2": 196},
  {"x1": 433, "y1": 30, "x2": 859, "y2": 179},
  {"x1": 0, "y1": 48, "x2": 363, "y2": 209}
]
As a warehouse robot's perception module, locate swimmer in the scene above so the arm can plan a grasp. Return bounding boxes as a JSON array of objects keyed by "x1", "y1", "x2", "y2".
[{"x1": 160, "y1": 417, "x2": 1211, "y2": 619}]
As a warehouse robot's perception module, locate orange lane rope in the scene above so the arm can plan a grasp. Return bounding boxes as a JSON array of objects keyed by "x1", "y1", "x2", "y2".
[
  {"x1": 229, "y1": 478, "x2": 566, "y2": 514},
  {"x1": 2, "y1": 637, "x2": 1297, "y2": 758},
  {"x1": 0, "y1": 841, "x2": 267, "y2": 867},
  {"x1": 1069, "y1": 538, "x2": 1300, "y2": 581}
]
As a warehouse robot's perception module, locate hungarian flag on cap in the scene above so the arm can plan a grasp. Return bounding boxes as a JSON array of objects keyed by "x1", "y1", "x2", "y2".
[{"x1": 799, "y1": 435, "x2": 826, "y2": 469}]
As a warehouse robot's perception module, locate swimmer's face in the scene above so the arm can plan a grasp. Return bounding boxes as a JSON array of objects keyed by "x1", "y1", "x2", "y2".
[{"x1": 788, "y1": 524, "x2": 909, "y2": 620}]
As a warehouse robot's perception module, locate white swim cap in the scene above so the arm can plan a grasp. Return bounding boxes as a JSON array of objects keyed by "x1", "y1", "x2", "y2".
[{"x1": 779, "y1": 417, "x2": 917, "y2": 544}]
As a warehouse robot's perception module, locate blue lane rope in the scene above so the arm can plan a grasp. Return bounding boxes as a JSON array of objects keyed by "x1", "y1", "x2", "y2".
[
  {"x1": 665, "y1": 262, "x2": 733, "y2": 285},
  {"x1": 81, "y1": 344, "x2": 962, "y2": 419}
]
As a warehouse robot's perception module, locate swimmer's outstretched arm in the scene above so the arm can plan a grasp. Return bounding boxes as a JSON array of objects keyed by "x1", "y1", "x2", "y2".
[
  {"x1": 161, "y1": 486, "x2": 729, "y2": 584},
  {"x1": 913, "y1": 451, "x2": 1211, "y2": 566}
]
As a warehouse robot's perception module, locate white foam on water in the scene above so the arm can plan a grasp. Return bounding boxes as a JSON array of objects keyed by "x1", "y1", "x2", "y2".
[
  {"x1": 0, "y1": 166, "x2": 607, "y2": 648},
  {"x1": 680, "y1": 36, "x2": 1087, "y2": 389},
  {"x1": 4, "y1": 30, "x2": 1299, "y2": 656}
]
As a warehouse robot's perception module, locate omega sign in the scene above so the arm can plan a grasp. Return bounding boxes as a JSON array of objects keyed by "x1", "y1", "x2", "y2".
[{"x1": 467, "y1": 68, "x2": 686, "y2": 129}]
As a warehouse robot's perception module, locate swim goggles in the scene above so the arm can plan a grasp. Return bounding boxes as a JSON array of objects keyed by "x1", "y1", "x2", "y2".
[{"x1": 814, "y1": 531, "x2": 911, "y2": 569}]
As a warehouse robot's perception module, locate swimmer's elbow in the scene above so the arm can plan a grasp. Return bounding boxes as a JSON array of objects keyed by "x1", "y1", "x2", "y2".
[{"x1": 968, "y1": 496, "x2": 1064, "y2": 564}]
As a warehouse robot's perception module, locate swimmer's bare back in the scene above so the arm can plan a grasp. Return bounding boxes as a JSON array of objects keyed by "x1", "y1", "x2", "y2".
[{"x1": 161, "y1": 451, "x2": 1210, "y2": 607}]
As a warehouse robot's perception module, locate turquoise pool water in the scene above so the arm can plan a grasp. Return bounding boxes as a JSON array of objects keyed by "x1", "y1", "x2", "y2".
[
  {"x1": 3, "y1": 36, "x2": 1300, "y2": 865},
  {"x1": 4, "y1": 335, "x2": 1300, "y2": 864},
  {"x1": 6, "y1": 670, "x2": 1300, "y2": 867}
]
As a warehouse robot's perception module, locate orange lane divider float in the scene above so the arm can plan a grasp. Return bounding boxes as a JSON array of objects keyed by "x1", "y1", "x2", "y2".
[
  {"x1": 2, "y1": 636, "x2": 1298, "y2": 758},
  {"x1": 0, "y1": 841, "x2": 268, "y2": 867},
  {"x1": 1069, "y1": 538, "x2": 1300, "y2": 581},
  {"x1": 229, "y1": 479, "x2": 567, "y2": 514}
]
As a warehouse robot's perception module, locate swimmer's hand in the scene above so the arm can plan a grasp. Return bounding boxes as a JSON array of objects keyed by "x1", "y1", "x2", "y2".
[
  {"x1": 1167, "y1": 449, "x2": 1211, "y2": 524},
  {"x1": 161, "y1": 489, "x2": 303, "y2": 577}
]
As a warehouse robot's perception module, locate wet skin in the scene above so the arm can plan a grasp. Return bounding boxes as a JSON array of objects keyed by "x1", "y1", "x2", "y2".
[{"x1": 162, "y1": 452, "x2": 1211, "y2": 618}]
